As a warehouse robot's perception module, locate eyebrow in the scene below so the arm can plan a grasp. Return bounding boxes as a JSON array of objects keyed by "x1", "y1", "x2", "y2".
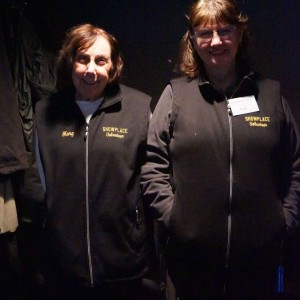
[
  {"x1": 197, "y1": 25, "x2": 233, "y2": 30},
  {"x1": 76, "y1": 53, "x2": 111, "y2": 60},
  {"x1": 96, "y1": 54, "x2": 110, "y2": 59}
]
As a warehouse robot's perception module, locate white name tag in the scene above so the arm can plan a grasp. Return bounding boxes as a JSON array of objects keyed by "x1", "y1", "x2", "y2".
[{"x1": 228, "y1": 96, "x2": 259, "y2": 116}]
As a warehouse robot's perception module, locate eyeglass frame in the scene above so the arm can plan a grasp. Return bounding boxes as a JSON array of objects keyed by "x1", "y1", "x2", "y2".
[{"x1": 192, "y1": 25, "x2": 237, "y2": 43}]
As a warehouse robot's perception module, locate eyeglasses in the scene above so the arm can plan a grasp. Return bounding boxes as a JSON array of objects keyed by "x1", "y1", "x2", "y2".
[{"x1": 193, "y1": 25, "x2": 237, "y2": 42}]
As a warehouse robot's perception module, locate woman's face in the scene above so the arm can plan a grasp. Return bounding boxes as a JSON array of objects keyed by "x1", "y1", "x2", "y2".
[
  {"x1": 192, "y1": 21, "x2": 243, "y2": 74},
  {"x1": 72, "y1": 36, "x2": 113, "y2": 101}
]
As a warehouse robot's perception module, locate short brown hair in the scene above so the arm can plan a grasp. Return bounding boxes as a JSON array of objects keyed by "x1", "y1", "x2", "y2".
[
  {"x1": 178, "y1": 0, "x2": 249, "y2": 78},
  {"x1": 57, "y1": 23, "x2": 123, "y2": 90}
]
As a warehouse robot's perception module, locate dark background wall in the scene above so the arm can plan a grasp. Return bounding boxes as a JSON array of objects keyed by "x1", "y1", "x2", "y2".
[
  {"x1": 24, "y1": 0, "x2": 300, "y2": 295},
  {"x1": 26, "y1": 0, "x2": 300, "y2": 120}
]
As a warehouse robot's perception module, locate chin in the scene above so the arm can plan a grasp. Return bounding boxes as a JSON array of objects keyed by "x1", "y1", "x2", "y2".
[{"x1": 211, "y1": 59, "x2": 232, "y2": 68}]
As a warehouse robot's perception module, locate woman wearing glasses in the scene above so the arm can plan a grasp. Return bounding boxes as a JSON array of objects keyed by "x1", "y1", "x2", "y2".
[{"x1": 141, "y1": 0, "x2": 300, "y2": 299}]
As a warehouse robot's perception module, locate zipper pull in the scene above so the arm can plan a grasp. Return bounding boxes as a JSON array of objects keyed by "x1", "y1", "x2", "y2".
[
  {"x1": 226, "y1": 101, "x2": 232, "y2": 116},
  {"x1": 84, "y1": 123, "x2": 89, "y2": 141},
  {"x1": 135, "y1": 206, "x2": 142, "y2": 228}
]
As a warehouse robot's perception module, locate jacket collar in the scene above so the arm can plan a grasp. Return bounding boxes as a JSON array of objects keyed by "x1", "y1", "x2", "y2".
[
  {"x1": 197, "y1": 72, "x2": 258, "y2": 102},
  {"x1": 100, "y1": 84, "x2": 122, "y2": 110},
  {"x1": 62, "y1": 84, "x2": 122, "y2": 111}
]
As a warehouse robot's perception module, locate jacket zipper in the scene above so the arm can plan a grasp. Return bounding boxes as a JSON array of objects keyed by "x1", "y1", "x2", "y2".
[
  {"x1": 224, "y1": 77, "x2": 248, "y2": 268},
  {"x1": 84, "y1": 121, "x2": 94, "y2": 286},
  {"x1": 225, "y1": 97, "x2": 233, "y2": 269}
]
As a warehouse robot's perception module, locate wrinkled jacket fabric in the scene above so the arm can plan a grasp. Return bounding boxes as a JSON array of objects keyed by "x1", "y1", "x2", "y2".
[
  {"x1": 35, "y1": 84, "x2": 151, "y2": 286},
  {"x1": 1, "y1": 3, "x2": 56, "y2": 159},
  {"x1": 0, "y1": 13, "x2": 28, "y2": 174},
  {"x1": 142, "y1": 74, "x2": 300, "y2": 266}
]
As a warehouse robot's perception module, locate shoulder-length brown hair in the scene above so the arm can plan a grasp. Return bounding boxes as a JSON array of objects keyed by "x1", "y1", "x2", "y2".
[
  {"x1": 57, "y1": 23, "x2": 123, "y2": 90},
  {"x1": 178, "y1": 0, "x2": 250, "y2": 79}
]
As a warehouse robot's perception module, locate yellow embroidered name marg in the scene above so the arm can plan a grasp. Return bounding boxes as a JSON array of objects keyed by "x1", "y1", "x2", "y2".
[
  {"x1": 103, "y1": 127, "x2": 128, "y2": 139},
  {"x1": 245, "y1": 116, "x2": 270, "y2": 128},
  {"x1": 62, "y1": 131, "x2": 74, "y2": 137}
]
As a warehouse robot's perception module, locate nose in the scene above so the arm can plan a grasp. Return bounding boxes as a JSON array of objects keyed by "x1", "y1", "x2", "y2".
[
  {"x1": 210, "y1": 31, "x2": 222, "y2": 46},
  {"x1": 85, "y1": 61, "x2": 97, "y2": 75}
]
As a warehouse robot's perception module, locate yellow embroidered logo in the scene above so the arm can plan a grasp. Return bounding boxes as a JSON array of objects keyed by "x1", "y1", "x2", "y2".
[
  {"x1": 62, "y1": 131, "x2": 74, "y2": 137},
  {"x1": 103, "y1": 127, "x2": 128, "y2": 139},
  {"x1": 245, "y1": 116, "x2": 270, "y2": 128}
]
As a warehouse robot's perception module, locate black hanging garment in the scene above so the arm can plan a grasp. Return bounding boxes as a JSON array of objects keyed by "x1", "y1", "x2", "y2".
[
  {"x1": 0, "y1": 1, "x2": 57, "y2": 174},
  {"x1": 0, "y1": 13, "x2": 28, "y2": 175}
]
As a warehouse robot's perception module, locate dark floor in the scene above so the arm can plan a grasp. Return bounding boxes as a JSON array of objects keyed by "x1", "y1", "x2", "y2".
[{"x1": 285, "y1": 280, "x2": 300, "y2": 300}]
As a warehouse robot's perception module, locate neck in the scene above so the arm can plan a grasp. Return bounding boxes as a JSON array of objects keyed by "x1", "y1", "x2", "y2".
[{"x1": 206, "y1": 65, "x2": 238, "y2": 95}]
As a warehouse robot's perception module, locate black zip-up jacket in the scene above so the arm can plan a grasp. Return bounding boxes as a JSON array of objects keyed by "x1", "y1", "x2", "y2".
[
  {"x1": 141, "y1": 74, "x2": 300, "y2": 266},
  {"x1": 35, "y1": 84, "x2": 151, "y2": 286}
]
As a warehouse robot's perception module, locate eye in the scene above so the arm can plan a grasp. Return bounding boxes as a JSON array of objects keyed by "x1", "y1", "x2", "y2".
[
  {"x1": 197, "y1": 30, "x2": 213, "y2": 38},
  {"x1": 96, "y1": 57, "x2": 108, "y2": 66},
  {"x1": 76, "y1": 54, "x2": 89, "y2": 64},
  {"x1": 218, "y1": 26, "x2": 236, "y2": 37},
  {"x1": 218, "y1": 29, "x2": 231, "y2": 36}
]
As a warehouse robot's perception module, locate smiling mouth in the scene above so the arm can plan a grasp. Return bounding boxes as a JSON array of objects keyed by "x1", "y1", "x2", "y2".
[
  {"x1": 82, "y1": 80, "x2": 98, "y2": 85},
  {"x1": 209, "y1": 49, "x2": 227, "y2": 55}
]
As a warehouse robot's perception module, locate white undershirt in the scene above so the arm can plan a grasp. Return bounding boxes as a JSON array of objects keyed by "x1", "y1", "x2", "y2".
[{"x1": 76, "y1": 98, "x2": 103, "y2": 123}]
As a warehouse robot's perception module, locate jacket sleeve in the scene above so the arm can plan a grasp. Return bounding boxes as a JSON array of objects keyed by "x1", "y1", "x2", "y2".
[
  {"x1": 141, "y1": 85, "x2": 174, "y2": 231},
  {"x1": 281, "y1": 96, "x2": 300, "y2": 234}
]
